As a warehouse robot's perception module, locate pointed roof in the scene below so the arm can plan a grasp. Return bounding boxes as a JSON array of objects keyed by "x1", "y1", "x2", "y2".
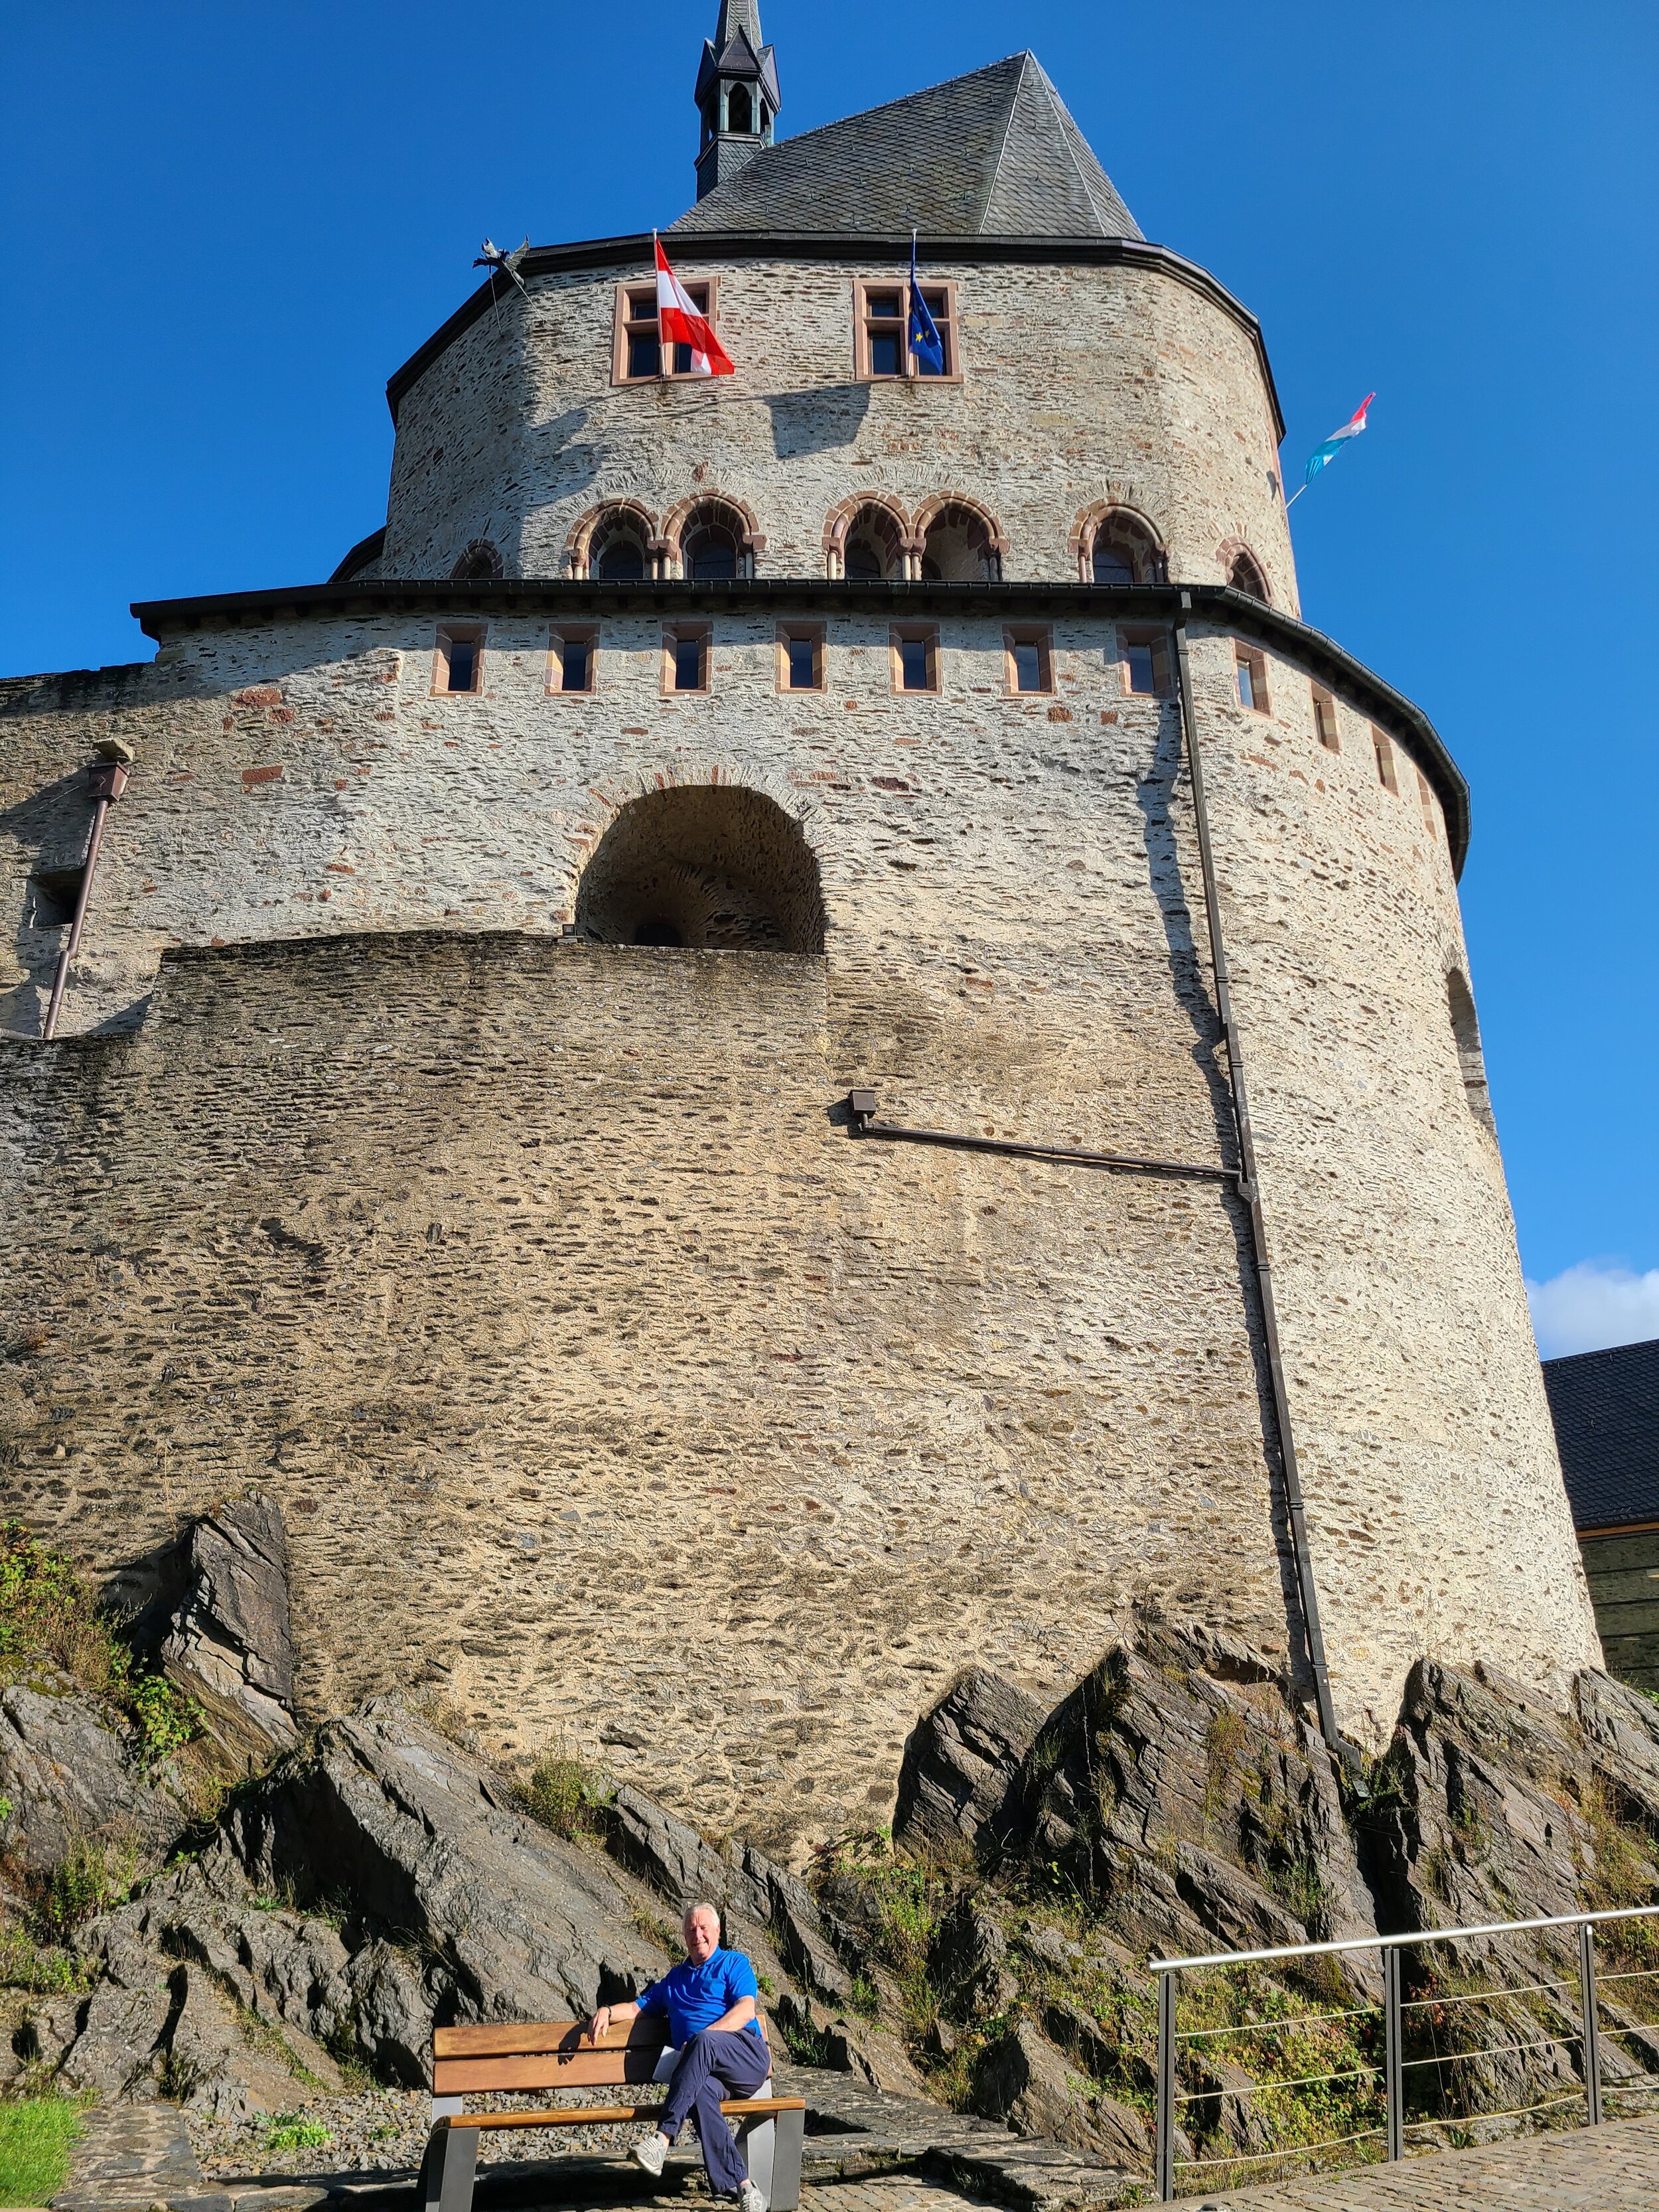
[
  {"x1": 671, "y1": 51, "x2": 1139, "y2": 239},
  {"x1": 695, "y1": 0, "x2": 780, "y2": 116}
]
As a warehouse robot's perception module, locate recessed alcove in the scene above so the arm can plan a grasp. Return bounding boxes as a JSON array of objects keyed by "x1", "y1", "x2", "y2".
[{"x1": 575, "y1": 786, "x2": 825, "y2": 954}]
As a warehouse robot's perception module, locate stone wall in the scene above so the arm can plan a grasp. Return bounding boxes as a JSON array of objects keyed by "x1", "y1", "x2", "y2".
[
  {"x1": 0, "y1": 605, "x2": 1597, "y2": 1827},
  {"x1": 379, "y1": 254, "x2": 1295, "y2": 606}
]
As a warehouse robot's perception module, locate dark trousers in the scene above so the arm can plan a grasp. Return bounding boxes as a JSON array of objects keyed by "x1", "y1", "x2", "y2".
[{"x1": 658, "y1": 2028, "x2": 772, "y2": 2195}]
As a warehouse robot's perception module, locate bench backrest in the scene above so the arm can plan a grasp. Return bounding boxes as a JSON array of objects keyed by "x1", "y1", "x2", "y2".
[{"x1": 433, "y1": 2018, "x2": 670, "y2": 2100}]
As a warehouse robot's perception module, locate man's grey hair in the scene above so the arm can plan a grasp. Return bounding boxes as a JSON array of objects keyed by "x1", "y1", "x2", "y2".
[{"x1": 684, "y1": 1899, "x2": 722, "y2": 1927}]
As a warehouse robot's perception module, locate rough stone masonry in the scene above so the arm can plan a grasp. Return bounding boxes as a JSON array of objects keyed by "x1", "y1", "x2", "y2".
[{"x1": 0, "y1": 19, "x2": 1597, "y2": 1840}]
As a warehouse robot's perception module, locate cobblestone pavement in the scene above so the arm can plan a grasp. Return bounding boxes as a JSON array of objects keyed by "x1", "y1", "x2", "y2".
[{"x1": 1165, "y1": 2111, "x2": 1659, "y2": 2210}]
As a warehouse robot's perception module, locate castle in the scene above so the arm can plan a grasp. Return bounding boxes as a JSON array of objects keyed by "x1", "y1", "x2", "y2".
[{"x1": 0, "y1": 5, "x2": 1597, "y2": 1841}]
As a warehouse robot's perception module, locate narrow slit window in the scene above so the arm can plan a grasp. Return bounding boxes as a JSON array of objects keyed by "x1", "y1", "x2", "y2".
[
  {"x1": 777, "y1": 626, "x2": 825, "y2": 692},
  {"x1": 891, "y1": 626, "x2": 939, "y2": 694},
  {"x1": 1372, "y1": 725, "x2": 1400, "y2": 793},
  {"x1": 549, "y1": 628, "x2": 597, "y2": 694},
  {"x1": 614, "y1": 283, "x2": 662, "y2": 382},
  {"x1": 664, "y1": 625, "x2": 711, "y2": 694},
  {"x1": 1003, "y1": 627, "x2": 1053, "y2": 696},
  {"x1": 865, "y1": 290, "x2": 904, "y2": 378},
  {"x1": 1312, "y1": 684, "x2": 1340, "y2": 751},
  {"x1": 434, "y1": 626, "x2": 484, "y2": 695},
  {"x1": 1234, "y1": 644, "x2": 1268, "y2": 713},
  {"x1": 1120, "y1": 628, "x2": 1171, "y2": 698},
  {"x1": 1417, "y1": 769, "x2": 1439, "y2": 840}
]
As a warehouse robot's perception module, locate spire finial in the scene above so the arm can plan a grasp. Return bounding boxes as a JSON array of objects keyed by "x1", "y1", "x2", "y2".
[{"x1": 695, "y1": 0, "x2": 780, "y2": 201}]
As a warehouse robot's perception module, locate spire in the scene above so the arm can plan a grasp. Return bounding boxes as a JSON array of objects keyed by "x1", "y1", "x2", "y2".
[{"x1": 695, "y1": 0, "x2": 781, "y2": 201}]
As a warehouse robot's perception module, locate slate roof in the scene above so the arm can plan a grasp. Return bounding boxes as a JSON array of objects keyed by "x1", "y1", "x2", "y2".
[
  {"x1": 670, "y1": 51, "x2": 1141, "y2": 240},
  {"x1": 1543, "y1": 1337, "x2": 1659, "y2": 1530}
]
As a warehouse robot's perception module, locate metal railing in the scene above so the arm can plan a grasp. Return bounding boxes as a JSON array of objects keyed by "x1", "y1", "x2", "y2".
[{"x1": 1151, "y1": 1903, "x2": 1659, "y2": 2199}]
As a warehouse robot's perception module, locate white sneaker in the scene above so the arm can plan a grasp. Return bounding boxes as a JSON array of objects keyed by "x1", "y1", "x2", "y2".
[
  {"x1": 632, "y1": 2130, "x2": 670, "y2": 2177},
  {"x1": 740, "y1": 2181, "x2": 768, "y2": 2212}
]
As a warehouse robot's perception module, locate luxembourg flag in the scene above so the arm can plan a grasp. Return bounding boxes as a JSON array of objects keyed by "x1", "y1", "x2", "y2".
[
  {"x1": 655, "y1": 235, "x2": 734, "y2": 377},
  {"x1": 1302, "y1": 392, "x2": 1374, "y2": 489}
]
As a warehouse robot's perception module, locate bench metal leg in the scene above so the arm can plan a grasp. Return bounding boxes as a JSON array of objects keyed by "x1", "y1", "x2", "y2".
[
  {"x1": 745, "y1": 2105, "x2": 803, "y2": 2212},
  {"x1": 425, "y1": 2120, "x2": 478, "y2": 2212}
]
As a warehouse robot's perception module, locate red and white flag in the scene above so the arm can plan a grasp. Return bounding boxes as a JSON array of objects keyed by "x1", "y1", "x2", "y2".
[{"x1": 655, "y1": 235, "x2": 734, "y2": 377}]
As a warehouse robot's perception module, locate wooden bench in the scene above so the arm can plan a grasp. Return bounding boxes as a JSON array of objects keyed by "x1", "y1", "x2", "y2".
[{"x1": 421, "y1": 2016, "x2": 808, "y2": 2212}]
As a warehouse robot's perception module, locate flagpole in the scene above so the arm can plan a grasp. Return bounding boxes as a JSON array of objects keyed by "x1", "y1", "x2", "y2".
[{"x1": 1285, "y1": 483, "x2": 1308, "y2": 509}]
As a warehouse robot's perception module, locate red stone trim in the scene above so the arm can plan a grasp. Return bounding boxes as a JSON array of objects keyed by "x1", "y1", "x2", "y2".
[
  {"x1": 912, "y1": 490, "x2": 1009, "y2": 557},
  {"x1": 1070, "y1": 498, "x2": 1166, "y2": 580},
  {"x1": 567, "y1": 500, "x2": 658, "y2": 579}
]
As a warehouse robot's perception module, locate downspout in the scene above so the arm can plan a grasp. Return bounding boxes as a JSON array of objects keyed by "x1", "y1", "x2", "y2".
[
  {"x1": 42, "y1": 745, "x2": 131, "y2": 1043},
  {"x1": 1171, "y1": 595, "x2": 1343, "y2": 1755}
]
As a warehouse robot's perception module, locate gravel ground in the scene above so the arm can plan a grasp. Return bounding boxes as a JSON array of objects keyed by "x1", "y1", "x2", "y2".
[{"x1": 188, "y1": 2086, "x2": 674, "y2": 2181}]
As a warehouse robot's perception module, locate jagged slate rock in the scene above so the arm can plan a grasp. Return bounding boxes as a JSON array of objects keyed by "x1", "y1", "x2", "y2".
[
  {"x1": 895, "y1": 1669, "x2": 1047, "y2": 1860},
  {"x1": 223, "y1": 1694, "x2": 670, "y2": 2023},
  {"x1": 161, "y1": 1496, "x2": 297, "y2": 1765},
  {"x1": 930, "y1": 1895, "x2": 1016, "y2": 2020},
  {"x1": 1366, "y1": 1659, "x2": 1626, "y2": 1963},
  {"x1": 13, "y1": 1992, "x2": 82, "y2": 2073},
  {"x1": 824, "y1": 2018, "x2": 930, "y2": 2098},
  {"x1": 1041, "y1": 2000, "x2": 1153, "y2": 2104},
  {"x1": 766, "y1": 1862, "x2": 855, "y2": 2003},
  {"x1": 605, "y1": 1783, "x2": 770, "y2": 1925},
  {"x1": 1007, "y1": 1621, "x2": 1378, "y2": 1987},
  {"x1": 56, "y1": 1979, "x2": 169, "y2": 2097},
  {"x1": 1574, "y1": 1667, "x2": 1659, "y2": 1825},
  {"x1": 0, "y1": 1681, "x2": 185, "y2": 1873},
  {"x1": 971, "y1": 2020, "x2": 1145, "y2": 2166},
  {"x1": 343, "y1": 1936, "x2": 441, "y2": 2086}
]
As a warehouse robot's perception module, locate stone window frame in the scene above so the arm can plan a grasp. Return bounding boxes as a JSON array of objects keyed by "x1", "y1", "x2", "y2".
[
  {"x1": 1372, "y1": 725, "x2": 1400, "y2": 795},
  {"x1": 775, "y1": 622, "x2": 827, "y2": 694},
  {"x1": 662, "y1": 621, "x2": 713, "y2": 696},
  {"x1": 433, "y1": 623, "x2": 486, "y2": 696},
  {"x1": 1221, "y1": 540, "x2": 1272, "y2": 603},
  {"x1": 1001, "y1": 625, "x2": 1054, "y2": 698},
  {"x1": 852, "y1": 278, "x2": 962, "y2": 385},
  {"x1": 569, "y1": 499, "x2": 662, "y2": 580},
  {"x1": 890, "y1": 622, "x2": 941, "y2": 696},
  {"x1": 547, "y1": 625, "x2": 599, "y2": 697},
  {"x1": 1118, "y1": 625, "x2": 1173, "y2": 700},
  {"x1": 1074, "y1": 502, "x2": 1168, "y2": 585},
  {"x1": 1232, "y1": 642, "x2": 1269, "y2": 715},
  {"x1": 1311, "y1": 682, "x2": 1341, "y2": 752},
  {"x1": 611, "y1": 275, "x2": 723, "y2": 386},
  {"x1": 1417, "y1": 767, "x2": 1440, "y2": 842}
]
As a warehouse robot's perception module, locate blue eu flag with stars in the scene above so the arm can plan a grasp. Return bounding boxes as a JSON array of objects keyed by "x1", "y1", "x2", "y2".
[{"x1": 908, "y1": 236, "x2": 944, "y2": 376}]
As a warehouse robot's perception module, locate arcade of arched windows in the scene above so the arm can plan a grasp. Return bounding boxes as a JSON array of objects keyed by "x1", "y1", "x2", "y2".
[{"x1": 821, "y1": 493, "x2": 1006, "y2": 581}]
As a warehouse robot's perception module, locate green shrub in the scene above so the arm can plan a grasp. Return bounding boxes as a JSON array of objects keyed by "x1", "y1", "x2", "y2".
[
  {"x1": 34, "y1": 1838, "x2": 137, "y2": 1941},
  {"x1": 0, "y1": 2097, "x2": 83, "y2": 2206},
  {"x1": 0, "y1": 1922, "x2": 94, "y2": 1995},
  {"x1": 263, "y1": 2112, "x2": 330, "y2": 2152},
  {"x1": 518, "y1": 1748, "x2": 608, "y2": 1841}
]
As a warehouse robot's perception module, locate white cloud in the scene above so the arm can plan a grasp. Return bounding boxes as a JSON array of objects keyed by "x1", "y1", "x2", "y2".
[{"x1": 1527, "y1": 1260, "x2": 1659, "y2": 1359}]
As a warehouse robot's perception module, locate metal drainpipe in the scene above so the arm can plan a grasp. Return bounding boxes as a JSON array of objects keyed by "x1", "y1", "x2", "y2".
[
  {"x1": 1170, "y1": 596, "x2": 1342, "y2": 1755},
  {"x1": 42, "y1": 753, "x2": 130, "y2": 1043}
]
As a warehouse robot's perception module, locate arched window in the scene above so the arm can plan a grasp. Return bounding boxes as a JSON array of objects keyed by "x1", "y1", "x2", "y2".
[
  {"x1": 576, "y1": 786, "x2": 825, "y2": 954},
  {"x1": 1447, "y1": 969, "x2": 1496, "y2": 1134},
  {"x1": 1227, "y1": 548, "x2": 1269, "y2": 601},
  {"x1": 590, "y1": 518, "x2": 650, "y2": 581},
  {"x1": 837, "y1": 502, "x2": 905, "y2": 581},
  {"x1": 1088, "y1": 509, "x2": 1163, "y2": 585},
  {"x1": 684, "y1": 521, "x2": 739, "y2": 581},
  {"x1": 916, "y1": 500, "x2": 1002, "y2": 583},
  {"x1": 451, "y1": 540, "x2": 502, "y2": 581},
  {"x1": 727, "y1": 84, "x2": 753, "y2": 134}
]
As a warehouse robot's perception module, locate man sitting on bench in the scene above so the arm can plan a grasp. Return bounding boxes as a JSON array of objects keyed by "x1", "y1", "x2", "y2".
[{"x1": 585, "y1": 1901, "x2": 772, "y2": 2212}]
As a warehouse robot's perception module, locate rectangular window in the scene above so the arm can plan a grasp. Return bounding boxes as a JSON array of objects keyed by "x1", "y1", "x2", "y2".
[
  {"x1": 1372, "y1": 726, "x2": 1400, "y2": 793},
  {"x1": 1003, "y1": 627, "x2": 1053, "y2": 696},
  {"x1": 855, "y1": 279, "x2": 960, "y2": 382},
  {"x1": 613, "y1": 277, "x2": 719, "y2": 384},
  {"x1": 433, "y1": 625, "x2": 484, "y2": 694},
  {"x1": 663, "y1": 624, "x2": 711, "y2": 694},
  {"x1": 548, "y1": 627, "x2": 597, "y2": 694},
  {"x1": 891, "y1": 624, "x2": 940, "y2": 693},
  {"x1": 1417, "y1": 768, "x2": 1439, "y2": 839},
  {"x1": 776, "y1": 623, "x2": 826, "y2": 692},
  {"x1": 1311, "y1": 684, "x2": 1340, "y2": 751},
  {"x1": 1234, "y1": 643, "x2": 1268, "y2": 713},
  {"x1": 1119, "y1": 627, "x2": 1172, "y2": 698}
]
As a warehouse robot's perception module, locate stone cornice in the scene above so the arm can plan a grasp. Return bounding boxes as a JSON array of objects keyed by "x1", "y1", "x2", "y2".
[
  {"x1": 129, "y1": 576, "x2": 1465, "y2": 873},
  {"x1": 383, "y1": 230, "x2": 1285, "y2": 441}
]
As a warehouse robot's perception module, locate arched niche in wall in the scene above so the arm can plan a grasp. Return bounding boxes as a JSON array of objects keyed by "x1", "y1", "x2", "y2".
[
  {"x1": 915, "y1": 496, "x2": 1004, "y2": 582},
  {"x1": 1447, "y1": 968, "x2": 1496, "y2": 1134},
  {"x1": 451, "y1": 539, "x2": 503, "y2": 581},
  {"x1": 575, "y1": 786, "x2": 826, "y2": 954}
]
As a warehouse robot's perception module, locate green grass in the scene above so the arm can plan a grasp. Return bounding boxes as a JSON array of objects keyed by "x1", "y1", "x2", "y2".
[
  {"x1": 0, "y1": 2097, "x2": 83, "y2": 2206},
  {"x1": 262, "y1": 2111, "x2": 330, "y2": 2152}
]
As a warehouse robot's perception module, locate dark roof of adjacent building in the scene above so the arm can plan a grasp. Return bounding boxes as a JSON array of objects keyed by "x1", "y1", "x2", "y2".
[
  {"x1": 1544, "y1": 1337, "x2": 1659, "y2": 1531},
  {"x1": 670, "y1": 51, "x2": 1140, "y2": 240}
]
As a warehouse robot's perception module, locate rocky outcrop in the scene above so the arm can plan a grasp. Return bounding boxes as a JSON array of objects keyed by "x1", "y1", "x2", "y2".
[
  {"x1": 0, "y1": 1680, "x2": 185, "y2": 1872},
  {"x1": 972, "y1": 2019, "x2": 1151, "y2": 2166},
  {"x1": 894, "y1": 1668, "x2": 1046, "y2": 1860},
  {"x1": 160, "y1": 1497, "x2": 297, "y2": 1765}
]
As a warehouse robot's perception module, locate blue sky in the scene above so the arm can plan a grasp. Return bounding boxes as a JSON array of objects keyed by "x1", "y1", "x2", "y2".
[{"x1": 3, "y1": 2, "x2": 1654, "y2": 1353}]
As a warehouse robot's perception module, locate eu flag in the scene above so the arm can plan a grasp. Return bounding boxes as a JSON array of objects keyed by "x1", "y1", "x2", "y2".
[{"x1": 908, "y1": 237, "x2": 944, "y2": 376}]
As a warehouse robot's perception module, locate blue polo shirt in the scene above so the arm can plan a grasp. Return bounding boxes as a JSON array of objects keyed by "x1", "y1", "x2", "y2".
[{"x1": 635, "y1": 1947, "x2": 763, "y2": 2045}]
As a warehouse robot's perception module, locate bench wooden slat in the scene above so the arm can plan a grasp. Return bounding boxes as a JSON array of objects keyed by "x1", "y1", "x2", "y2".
[
  {"x1": 435, "y1": 2019, "x2": 660, "y2": 2060},
  {"x1": 449, "y1": 2097, "x2": 807, "y2": 2132},
  {"x1": 435, "y1": 2050, "x2": 668, "y2": 2095}
]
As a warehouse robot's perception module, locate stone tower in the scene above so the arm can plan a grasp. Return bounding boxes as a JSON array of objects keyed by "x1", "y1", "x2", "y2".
[{"x1": 0, "y1": 15, "x2": 1597, "y2": 1842}]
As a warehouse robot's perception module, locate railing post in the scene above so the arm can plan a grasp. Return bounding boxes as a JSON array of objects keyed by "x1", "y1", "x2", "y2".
[
  {"x1": 1383, "y1": 1943, "x2": 1404, "y2": 2161},
  {"x1": 1156, "y1": 1966, "x2": 1176, "y2": 2201},
  {"x1": 1580, "y1": 1920, "x2": 1603, "y2": 2126}
]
